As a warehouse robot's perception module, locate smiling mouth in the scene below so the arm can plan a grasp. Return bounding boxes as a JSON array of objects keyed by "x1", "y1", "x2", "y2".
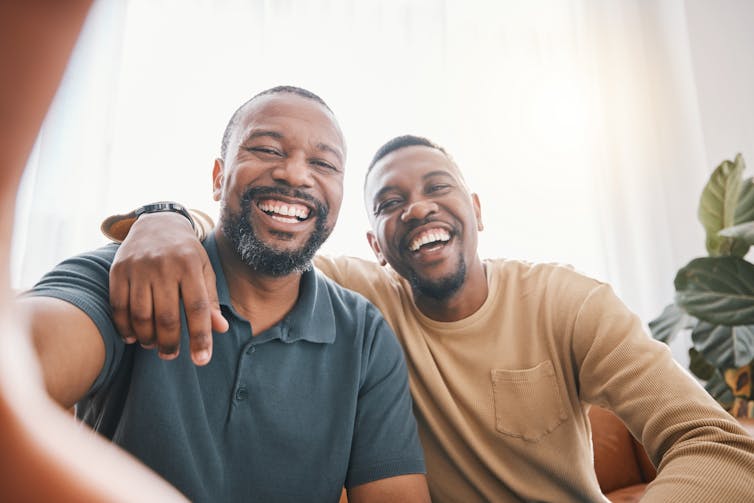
[
  {"x1": 407, "y1": 227, "x2": 451, "y2": 252},
  {"x1": 257, "y1": 198, "x2": 311, "y2": 223}
]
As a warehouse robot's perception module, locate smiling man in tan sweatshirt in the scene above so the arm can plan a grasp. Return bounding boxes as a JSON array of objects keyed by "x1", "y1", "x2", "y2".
[{"x1": 103, "y1": 134, "x2": 754, "y2": 502}]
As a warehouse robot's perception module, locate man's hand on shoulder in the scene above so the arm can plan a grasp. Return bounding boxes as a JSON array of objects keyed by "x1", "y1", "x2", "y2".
[{"x1": 109, "y1": 211, "x2": 228, "y2": 366}]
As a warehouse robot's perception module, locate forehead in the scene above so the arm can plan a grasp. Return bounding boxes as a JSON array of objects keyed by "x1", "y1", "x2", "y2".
[
  {"x1": 232, "y1": 94, "x2": 345, "y2": 157},
  {"x1": 366, "y1": 145, "x2": 463, "y2": 199}
]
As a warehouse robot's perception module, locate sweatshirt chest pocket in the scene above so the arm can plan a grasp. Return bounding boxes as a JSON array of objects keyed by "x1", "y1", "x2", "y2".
[{"x1": 491, "y1": 360, "x2": 568, "y2": 442}]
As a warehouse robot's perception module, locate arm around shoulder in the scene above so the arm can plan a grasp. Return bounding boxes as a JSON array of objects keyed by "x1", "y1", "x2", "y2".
[{"x1": 101, "y1": 205, "x2": 213, "y2": 243}]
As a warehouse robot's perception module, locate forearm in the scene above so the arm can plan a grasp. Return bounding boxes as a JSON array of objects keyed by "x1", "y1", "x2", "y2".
[
  {"x1": 574, "y1": 285, "x2": 754, "y2": 498},
  {"x1": 642, "y1": 429, "x2": 754, "y2": 502},
  {"x1": 0, "y1": 311, "x2": 187, "y2": 502}
]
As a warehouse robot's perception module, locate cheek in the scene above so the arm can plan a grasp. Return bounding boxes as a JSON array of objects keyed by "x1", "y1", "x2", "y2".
[
  {"x1": 319, "y1": 178, "x2": 343, "y2": 206},
  {"x1": 328, "y1": 191, "x2": 344, "y2": 215},
  {"x1": 380, "y1": 222, "x2": 399, "y2": 252},
  {"x1": 222, "y1": 172, "x2": 246, "y2": 197}
]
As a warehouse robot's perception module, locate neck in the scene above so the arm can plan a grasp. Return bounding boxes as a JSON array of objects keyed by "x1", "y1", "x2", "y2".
[
  {"x1": 214, "y1": 229, "x2": 301, "y2": 333},
  {"x1": 413, "y1": 257, "x2": 487, "y2": 322}
]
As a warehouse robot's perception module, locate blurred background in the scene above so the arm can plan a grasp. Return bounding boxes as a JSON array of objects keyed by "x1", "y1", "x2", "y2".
[{"x1": 13, "y1": 0, "x2": 754, "y2": 365}]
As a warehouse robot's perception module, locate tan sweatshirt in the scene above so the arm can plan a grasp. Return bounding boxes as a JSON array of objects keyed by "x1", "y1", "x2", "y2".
[{"x1": 315, "y1": 255, "x2": 754, "y2": 503}]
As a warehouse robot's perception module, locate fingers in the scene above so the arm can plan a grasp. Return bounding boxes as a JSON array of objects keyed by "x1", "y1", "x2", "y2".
[
  {"x1": 129, "y1": 280, "x2": 157, "y2": 349},
  {"x1": 181, "y1": 274, "x2": 213, "y2": 366},
  {"x1": 111, "y1": 254, "x2": 182, "y2": 358},
  {"x1": 107, "y1": 212, "x2": 220, "y2": 365},
  {"x1": 152, "y1": 283, "x2": 182, "y2": 359},
  {"x1": 204, "y1": 264, "x2": 228, "y2": 334},
  {"x1": 211, "y1": 309, "x2": 229, "y2": 334},
  {"x1": 110, "y1": 264, "x2": 135, "y2": 343}
]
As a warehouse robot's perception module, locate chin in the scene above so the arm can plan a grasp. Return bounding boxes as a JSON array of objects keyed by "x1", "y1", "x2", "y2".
[{"x1": 408, "y1": 260, "x2": 467, "y2": 301}]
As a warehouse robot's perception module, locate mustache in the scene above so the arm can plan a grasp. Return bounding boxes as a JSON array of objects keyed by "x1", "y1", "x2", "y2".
[{"x1": 240, "y1": 185, "x2": 328, "y2": 219}]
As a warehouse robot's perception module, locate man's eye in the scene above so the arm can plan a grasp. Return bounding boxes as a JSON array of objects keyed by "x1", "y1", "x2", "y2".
[
  {"x1": 311, "y1": 159, "x2": 338, "y2": 172},
  {"x1": 376, "y1": 199, "x2": 401, "y2": 214},
  {"x1": 248, "y1": 146, "x2": 282, "y2": 156},
  {"x1": 428, "y1": 184, "x2": 450, "y2": 193}
]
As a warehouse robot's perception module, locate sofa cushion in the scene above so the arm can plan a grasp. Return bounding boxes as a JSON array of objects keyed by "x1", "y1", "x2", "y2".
[{"x1": 589, "y1": 406, "x2": 645, "y2": 494}]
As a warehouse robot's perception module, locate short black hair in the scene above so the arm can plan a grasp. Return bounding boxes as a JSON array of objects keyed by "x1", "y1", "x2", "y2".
[
  {"x1": 220, "y1": 85, "x2": 333, "y2": 160},
  {"x1": 363, "y1": 135, "x2": 466, "y2": 196},
  {"x1": 367, "y1": 135, "x2": 449, "y2": 173}
]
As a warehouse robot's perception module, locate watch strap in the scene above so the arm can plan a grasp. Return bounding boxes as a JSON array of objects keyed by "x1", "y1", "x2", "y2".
[{"x1": 134, "y1": 202, "x2": 194, "y2": 228}]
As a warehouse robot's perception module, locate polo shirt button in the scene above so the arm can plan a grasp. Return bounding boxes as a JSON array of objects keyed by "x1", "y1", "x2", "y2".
[
  {"x1": 235, "y1": 386, "x2": 249, "y2": 401},
  {"x1": 246, "y1": 346, "x2": 256, "y2": 355}
]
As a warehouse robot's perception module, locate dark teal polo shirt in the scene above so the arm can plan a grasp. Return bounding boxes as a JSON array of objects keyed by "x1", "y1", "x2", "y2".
[{"x1": 29, "y1": 233, "x2": 425, "y2": 502}]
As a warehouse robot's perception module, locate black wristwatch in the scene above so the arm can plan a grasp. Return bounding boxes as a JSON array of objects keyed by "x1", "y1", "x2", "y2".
[{"x1": 134, "y1": 201, "x2": 195, "y2": 230}]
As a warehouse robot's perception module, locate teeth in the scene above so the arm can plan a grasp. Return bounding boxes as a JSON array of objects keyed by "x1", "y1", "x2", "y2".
[
  {"x1": 258, "y1": 199, "x2": 310, "y2": 220},
  {"x1": 409, "y1": 228, "x2": 451, "y2": 251}
]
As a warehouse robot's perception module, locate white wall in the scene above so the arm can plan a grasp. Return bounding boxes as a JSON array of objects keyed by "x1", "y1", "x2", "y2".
[
  {"x1": 686, "y1": 0, "x2": 754, "y2": 170},
  {"x1": 666, "y1": 0, "x2": 754, "y2": 366}
]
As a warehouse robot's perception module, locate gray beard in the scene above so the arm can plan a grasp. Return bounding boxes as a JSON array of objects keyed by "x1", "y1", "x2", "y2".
[
  {"x1": 221, "y1": 186, "x2": 330, "y2": 277},
  {"x1": 407, "y1": 253, "x2": 466, "y2": 301}
]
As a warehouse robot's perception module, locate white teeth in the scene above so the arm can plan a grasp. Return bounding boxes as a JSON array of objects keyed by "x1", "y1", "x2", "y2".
[
  {"x1": 271, "y1": 214, "x2": 297, "y2": 223},
  {"x1": 409, "y1": 228, "x2": 451, "y2": 251},
  {"x1": 258, "y1": 200, "x2": 310, "y2": 220}
]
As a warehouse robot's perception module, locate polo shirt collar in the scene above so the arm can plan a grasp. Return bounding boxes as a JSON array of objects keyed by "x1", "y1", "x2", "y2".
[{"x1": 205, "y1": 232, "x2": 336, "y2": 344}]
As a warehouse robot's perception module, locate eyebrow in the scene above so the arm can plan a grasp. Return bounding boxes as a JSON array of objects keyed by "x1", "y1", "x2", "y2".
[
  {"x1": 372, "y1": 170, "x2": 455, "y2": 204},
  {"x1": 241, "y1": 130, "x2": 284, "y2": 143},
  {"x1": 422, "y1": 170, "x2": 456, "y2": 181},
  {"x1": 241, "y1": 130, "x2": 344, "y2": 164},
  {"x1": 316, "y1": 142, "x2": 344, "y2": 164}
]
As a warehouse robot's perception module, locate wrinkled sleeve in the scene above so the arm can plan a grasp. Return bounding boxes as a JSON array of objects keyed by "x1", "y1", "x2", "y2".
[
  {"x1": 345, "y1": 304, "x2": 425, "y2": 487},
  {"x1": 23, "y1": 244, "x2": 126, "y2": 396},
  {"x1": 572, "y1": 283, "x2": 754, "y2": 502}
]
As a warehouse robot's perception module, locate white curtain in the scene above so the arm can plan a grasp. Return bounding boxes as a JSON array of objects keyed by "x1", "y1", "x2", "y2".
[{"x1": 14, "y1": 0, "x2": 754, "y2": 366}]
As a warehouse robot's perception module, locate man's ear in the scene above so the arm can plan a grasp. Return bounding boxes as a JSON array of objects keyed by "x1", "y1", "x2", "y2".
[
  {"x1": 212, "y1": 159, "x2": 224, "y2": 201},
  {"x1": 472, "y1": 193, "x2": 483, "y2": 231},
  {"x1": 366, "y1": 231, "x2": 388, "y2": 266}
]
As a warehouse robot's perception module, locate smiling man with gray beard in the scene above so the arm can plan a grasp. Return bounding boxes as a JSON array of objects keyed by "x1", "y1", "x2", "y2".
[{"x1": 20, "y1": 87, "x2": 429, "y2": 503}]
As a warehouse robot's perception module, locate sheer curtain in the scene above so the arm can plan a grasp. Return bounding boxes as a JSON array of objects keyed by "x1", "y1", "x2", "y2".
[{"x1": 14, "y1": 0, "x2": 754, "y2": 364}]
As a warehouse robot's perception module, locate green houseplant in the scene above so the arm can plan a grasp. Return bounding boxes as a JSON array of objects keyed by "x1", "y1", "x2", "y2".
[{"x1": 649, "y1": 153, "x2": 754, "y2": 418}]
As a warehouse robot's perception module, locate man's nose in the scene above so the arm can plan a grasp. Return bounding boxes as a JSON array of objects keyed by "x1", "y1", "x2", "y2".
[
  {"x1": 401, "y1": 199, "x2": 439, "y2": 223},
  {"x1": 272, "y1": 152, "x2": 313, "y2": 187}
]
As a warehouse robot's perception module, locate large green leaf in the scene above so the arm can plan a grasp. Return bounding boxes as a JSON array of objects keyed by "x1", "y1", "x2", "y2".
[
  {"x1": 691, "y1": 321, "x2": 754, "y2": 368},
  {"x1": 648, "y1": 303, "x2": 696, "y2": 343},
  {"x1": 735, "y1": 173, "x2": 754, "y2": 224},
  {"x1": 726, "y1": 162, "x2": 754, "y2": 256},
  {"x1": 719, "y1": 221, "x2": 754, "y2": 245},
  {"x1": 675, "y1": 256, "x2": 754, "y2": 325},
  {"x1": 703, "y1": 369, "x2": 735, "y2": 409},
  {"x1": 699, "y1": 156, "x2": 744, "y2": 255}
]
